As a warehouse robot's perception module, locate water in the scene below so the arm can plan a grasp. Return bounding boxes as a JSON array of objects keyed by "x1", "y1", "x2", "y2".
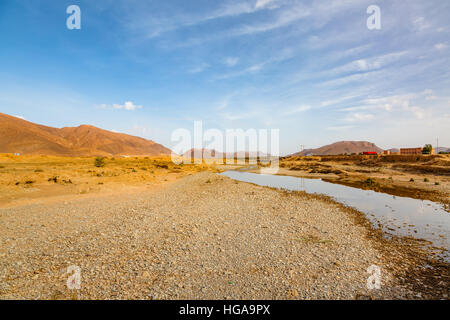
[{"x1": 220, "y1": 171, "x2": 450, "y2": 261}]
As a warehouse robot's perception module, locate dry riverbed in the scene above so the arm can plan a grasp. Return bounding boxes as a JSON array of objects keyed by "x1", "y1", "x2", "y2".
[{"x1": 0, "y1": 171, "x2": 448, "y2": 299}]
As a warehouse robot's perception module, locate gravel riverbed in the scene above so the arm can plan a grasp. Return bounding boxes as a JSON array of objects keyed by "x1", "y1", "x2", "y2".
[{"x1": 0, "y1": 172, "x2": 446, "y2": 299}]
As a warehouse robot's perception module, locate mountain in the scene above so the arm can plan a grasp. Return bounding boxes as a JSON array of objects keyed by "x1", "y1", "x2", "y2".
[
  {"x1": 292, "y1": 141, "x2": 383, "y2": 156},
  {"x1": 436, "y1": 147, "x2": 450, "y2": 153},
  {"x1": 0, "y1": 113, "x2": 171, "y2": 156}
]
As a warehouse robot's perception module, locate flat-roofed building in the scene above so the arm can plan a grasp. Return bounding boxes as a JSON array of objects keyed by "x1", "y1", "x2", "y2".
[{"x1": 400, "y1": 147, "x2": 422, "y2": 155}]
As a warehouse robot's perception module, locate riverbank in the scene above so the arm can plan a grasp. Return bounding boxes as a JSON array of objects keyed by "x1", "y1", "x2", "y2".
[
  {"x1": 255, "y1": 155, "x2": 450, "y2": 208},
  {"x1": 0, "y1": 171, "x2": 447, "y2": 299}
]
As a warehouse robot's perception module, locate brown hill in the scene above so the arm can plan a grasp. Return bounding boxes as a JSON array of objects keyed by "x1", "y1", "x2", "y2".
[
  {"x1": 0, "y1": 113, "x2": 171, "y2": 156},
  {"x1": 292, "y1": 141, "x2": 383, "y2": 156}
]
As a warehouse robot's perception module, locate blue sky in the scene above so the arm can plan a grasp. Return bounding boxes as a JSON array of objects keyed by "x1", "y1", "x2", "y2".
[{"x1": 0, "y1": 0, "x2": 449, "y2": 155}]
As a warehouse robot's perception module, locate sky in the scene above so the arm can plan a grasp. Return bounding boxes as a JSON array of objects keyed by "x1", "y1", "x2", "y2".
[{"x1": 0, "y1": 0, "x2": 449, "y2": 155}]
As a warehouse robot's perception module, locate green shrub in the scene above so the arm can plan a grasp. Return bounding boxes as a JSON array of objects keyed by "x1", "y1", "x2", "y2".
[
  {"x1": 435, "y1": 182, "x2": 440, "y2": 185},
  {"x1": 409, "y1": 178, "x2": 414, "y2": 182},
  {"x1": 94, "y1": 157, "x2": 105, "y2": 168},
  {"x1": 424, "y1": 178, "x2": 429, "y2": 182}
]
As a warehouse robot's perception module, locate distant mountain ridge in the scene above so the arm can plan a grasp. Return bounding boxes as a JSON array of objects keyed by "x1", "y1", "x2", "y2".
[
  {"x1": 436, "y1": 147, "x2": 450, "y2": 153},
  {"x1": 292, "y1": 141, "x2": 383, "y2": 156},
  {"x1": 0, "y1": 113, "x2": 171, "y2": 156}
]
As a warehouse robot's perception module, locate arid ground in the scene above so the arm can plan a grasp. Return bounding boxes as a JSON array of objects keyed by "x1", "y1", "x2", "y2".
[{"x1": 0, "y1": 155, "x2": 448, "y2": 299}]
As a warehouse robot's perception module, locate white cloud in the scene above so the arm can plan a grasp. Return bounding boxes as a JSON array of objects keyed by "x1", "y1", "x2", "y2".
[
  {"x1": 223, "y1": 57, "x2": 239, "y2": 67},
  {"x1": 329, "y1": 51, "x2": 408, "y2": 75},
  {"x1": 188, "y1": 63, "x2": 210, "y2": 73},
  {"x1": 327, "y1": 125, "x2": 355, "y2": 131},
  {"x1": 14, "y1": 115, "x2": 26, "y2": 120},
  {"x1": 216, "y1": 48, "x2": 294, "y2": 79},
  {"x1": 284, "y1": 104, "x2": 311, "y2": 115},
  {"x1": 435, "y1": 43, "x2": 447, "y2": 50},
  {"x1": 220, "y1": 111, "x2": 255, "y2": 121},
  {"x1": 255, "y1": 0, "x2": 279, "y2": 9},
  {"x1": 345, "y1": 113, "x2": 374, "y2": 122},
  {"x1": 101, "y1": 101, "x2": 143, "y2": 111},
  {"x1": 413, "y1": 17, "x2": 431, "y2": 31}
]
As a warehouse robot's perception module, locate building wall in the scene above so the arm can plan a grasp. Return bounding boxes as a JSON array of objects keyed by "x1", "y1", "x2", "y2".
[{"x1": 400, "y1": 148, "x2": 422, "y2": 155}]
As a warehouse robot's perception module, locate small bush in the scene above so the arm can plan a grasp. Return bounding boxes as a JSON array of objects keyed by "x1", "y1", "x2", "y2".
[
  {"x1": 409, "y1": 178, "x2": 414, "y2": 182},
  {"x1": 94, "y1": 157, "x2": 105, "y2": 168},
  {"x1": 365, "y1": 178, "x2": 376, "y2": 186},
  {"x1": 424, "y1": 178, "x2": 429, "y2": 182},
  {"x1": 0, "y1": 165, "x2": 4, "y2": 168},
  {"x1": 34, "y1": 169, "x2": 44, "y2": 172},
  {"x1": 48, "y1": 176, "x2": 58, "y2": 183},
  {"x1": 435, "y1": 182, "x2": 440, "y2": 185},
  {"x1": 206, "y1": 179, "x2": 211, "y2": 184}
]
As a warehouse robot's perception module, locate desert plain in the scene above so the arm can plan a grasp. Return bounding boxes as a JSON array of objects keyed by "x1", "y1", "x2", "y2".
[{"x1": 0, "y1": 154, "x2": 448, "y2": 299}]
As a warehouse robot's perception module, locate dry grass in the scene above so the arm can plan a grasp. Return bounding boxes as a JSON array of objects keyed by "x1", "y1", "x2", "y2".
[{"x1": 0, "y1": 154, "x2": 217, "y2": 206}]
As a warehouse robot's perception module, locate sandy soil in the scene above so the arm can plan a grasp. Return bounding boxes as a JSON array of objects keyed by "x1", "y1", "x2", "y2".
[{"x1": 0, "y1": 155, "x2": 216, "y2": 208}]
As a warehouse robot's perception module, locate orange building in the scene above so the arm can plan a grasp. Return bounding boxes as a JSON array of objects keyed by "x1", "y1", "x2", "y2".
[{"x1": 400, "y1": 148, "x2": 422, "y2": 155}]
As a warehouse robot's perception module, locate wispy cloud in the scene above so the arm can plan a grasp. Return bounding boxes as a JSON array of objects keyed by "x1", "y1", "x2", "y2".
[
  {"x1": 327, "y1": 125, "x2": 355, "y2": 131},
  {"x1": 223, "y1": 57, "x2": 239, "y2": 67},
  {"x1": 215, "y1": 48, "x2": 294, "y2": 79},
  {"x1": 101, "y1": 101, "x2": 143, "y2": 111},
  {"x1": 283, "y1": 104, "x2": 311, "y2": 115},
  {"x1": 344, "y1": 113, "x2": 374, "y2": 122},
  {"x1": 188, "y1": 63, "x2": 210, "y2": 74},
  {"x1": 328, "y1": 51, "x2": 409, "y2": 76}
]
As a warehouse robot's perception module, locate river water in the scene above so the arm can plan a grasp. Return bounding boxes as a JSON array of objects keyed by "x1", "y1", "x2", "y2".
[{"x1": 220, "y1": 171, "x2": 449, "y2": 261}]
